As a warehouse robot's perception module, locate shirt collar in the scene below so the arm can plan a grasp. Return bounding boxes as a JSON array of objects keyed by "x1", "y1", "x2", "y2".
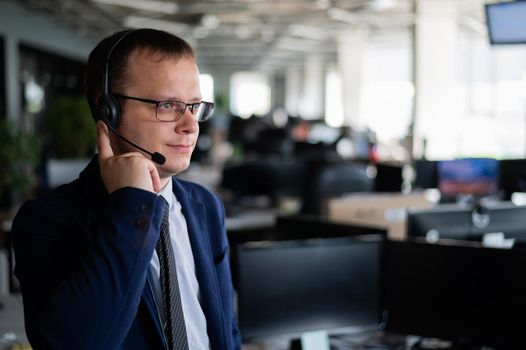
[{"x1": 158, "y1": 178, "x2": 174, "y2": 209}]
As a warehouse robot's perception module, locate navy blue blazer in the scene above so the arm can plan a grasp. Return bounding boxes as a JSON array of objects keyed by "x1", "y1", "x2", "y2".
[{"x1": 12, "y1": 156, "x2": 241, "y2": 349}]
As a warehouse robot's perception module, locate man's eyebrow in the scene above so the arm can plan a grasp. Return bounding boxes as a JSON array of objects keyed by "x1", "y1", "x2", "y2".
[{"x1": 161, "y1": 96, "x2": 202, "y2": 103}]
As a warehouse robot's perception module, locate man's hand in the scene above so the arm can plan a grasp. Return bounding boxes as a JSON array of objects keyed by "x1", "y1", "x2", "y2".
[{"x1": 96, "y1": 121, "x2": 162, "y2": 194}]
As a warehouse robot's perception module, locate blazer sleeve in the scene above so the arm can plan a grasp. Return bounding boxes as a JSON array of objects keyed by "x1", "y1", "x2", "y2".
[
  {"x1": 219, "y1": 200, "x2": 242, "y2": 350},
  {"x1": 210, "y1": 191, "x2": 242, "y2": 350},
  {"x1": 12, "y1": 187, "x2": 164, "y2": 350}
]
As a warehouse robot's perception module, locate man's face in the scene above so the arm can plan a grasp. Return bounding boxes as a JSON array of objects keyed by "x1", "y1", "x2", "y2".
[{"x1": 113, "y1": 49, "x2": 201, "y2": 179}]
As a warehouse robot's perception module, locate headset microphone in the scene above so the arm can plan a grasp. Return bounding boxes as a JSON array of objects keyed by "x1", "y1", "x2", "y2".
[{"x1": 106, "y1": 123, "x2": 166, "y2": 165}]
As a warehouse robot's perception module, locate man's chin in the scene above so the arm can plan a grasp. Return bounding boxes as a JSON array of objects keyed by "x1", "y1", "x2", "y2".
[{"x1": 159, "y1": 159, "x2": 191, "y2": 177}]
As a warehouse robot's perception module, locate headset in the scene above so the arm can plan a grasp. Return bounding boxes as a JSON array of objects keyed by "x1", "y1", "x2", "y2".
[
  {"x1": 100, "y1": 29, "x2": 133, "y2": 129},
  {"x1": 99, "y1": 29, "x2": 166, "y2": 165}
]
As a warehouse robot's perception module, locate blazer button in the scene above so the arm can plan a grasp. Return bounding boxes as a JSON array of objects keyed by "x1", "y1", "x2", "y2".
[
  {"x1": 135, "y1": 218, "x2": 148, "y2": 230},
  {"x1": 139, "y1": 203, "x2": 151, "y2": 214}
]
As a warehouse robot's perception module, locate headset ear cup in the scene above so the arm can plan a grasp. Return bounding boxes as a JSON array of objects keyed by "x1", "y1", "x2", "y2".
[{"x1": 102, "y1": 94, "x2": 121, "y2": 128}]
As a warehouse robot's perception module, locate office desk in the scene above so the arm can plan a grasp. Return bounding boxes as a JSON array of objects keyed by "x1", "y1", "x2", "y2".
[
  {"x1": 226, "y1": 209, "x2": 277, "y2": 232},
  {"x1": 241, "y1": 329, "x2": 417, "y2": 350}
]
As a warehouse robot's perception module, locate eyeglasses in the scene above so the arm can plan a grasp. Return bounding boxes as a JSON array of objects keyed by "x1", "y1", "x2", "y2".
[{"x1": 114, "y1": 94, "x2": 214, "y2": 122}]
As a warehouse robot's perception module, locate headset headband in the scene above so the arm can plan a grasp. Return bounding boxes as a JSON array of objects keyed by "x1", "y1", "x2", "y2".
[{"x1": 102, "y1": 29, "x2": 137, "y2": 99}]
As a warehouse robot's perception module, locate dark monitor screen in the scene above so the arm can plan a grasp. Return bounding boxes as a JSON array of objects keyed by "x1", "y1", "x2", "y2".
[
  {"x1": 407, "y1": 202, "x2": 526, "y2": 242},
  {"x1": 438, "y1": 158, "x2": 498, "y2": 200},
  {"x1": 235, "y1": 236, "x2": 382, "y2": 341},
  {"x1": 407, "y1": 202, "x2": 526, "y2": 243},
  {"x1": 498, "y1": 158, "x2": 526, "y2": 200},
  {"x1": 374, "y1": 164, "x2": 403, "y2": 192},
  {"x1": 382, "y1": 239, "x2": 526, "y2": 347},
  {"x1": 486, "y1": 1, "x2": 526, "y2": 45},
  {"x1": 275, "y1": 214, "x2": 387, "y2": 239},
  {"x1": 407, "y1": 204, "x2": 473, "y2": 240},
  {"x1": 413, "y1": 159, "x2": 438, "y2": 190}
]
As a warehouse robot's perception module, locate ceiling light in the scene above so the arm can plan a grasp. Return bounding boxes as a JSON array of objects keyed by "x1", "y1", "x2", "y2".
[
  {"x1": 367, "y1": 0, "x2": 396, "y2": 11},
  {"x1": 201, "y1": 14, "x2": 220, "y2": 30},
  {"x1": 92, "y1": 0, "x2": 179, "y2": 15}
]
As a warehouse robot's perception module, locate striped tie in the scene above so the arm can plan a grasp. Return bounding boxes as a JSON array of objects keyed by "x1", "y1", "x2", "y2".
[{"x1": 156, "y1": 198, "x2": 189, "y2": 350}]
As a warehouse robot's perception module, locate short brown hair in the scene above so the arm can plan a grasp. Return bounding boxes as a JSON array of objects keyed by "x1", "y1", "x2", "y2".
[{"x1": 85, "y1": 28, "x2": 195, "y2": 121}]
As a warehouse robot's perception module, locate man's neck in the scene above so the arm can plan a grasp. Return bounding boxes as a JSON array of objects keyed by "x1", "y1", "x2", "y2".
[{"x1": 158, "y1": 177, "x2": 171, "y2": 193}]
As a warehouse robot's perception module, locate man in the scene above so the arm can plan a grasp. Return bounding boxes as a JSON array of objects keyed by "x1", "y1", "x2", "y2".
[{"x1": 12, "y1": 28, "x2": 241, "y2": 349}]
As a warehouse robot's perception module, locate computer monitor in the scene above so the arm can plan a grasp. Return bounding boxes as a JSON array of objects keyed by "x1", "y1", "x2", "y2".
[
  {"x1": 406, "y1": 202, "x2": 526, "y2": 242},
  {"x1": 382, "y1": 239, "x2": 526, "y2": 347},
  {"x1": 406, "y1": 204, "x2": 473, "y2": 240},
  {"x1": 486, "y1": 1, "x2": 526, "y2": 45},
  {"x1": 437, "y1": 158, "x2": 499, "y2": 201},
  {"x1": 498, "y1": 158, "x2": 526, "y2": 200},
  {"x1": 275, "y1": 214, "x2": 387, "y2": 239},
  {"x1": 235, "y1": 235, "x2": 382, "y2": 341},
  {"x1": 413, "y1": 159, "x2": 438, "y2": 190},
  {"x1": 374, "y1": 164, "x2": 403, "y2": 192}
]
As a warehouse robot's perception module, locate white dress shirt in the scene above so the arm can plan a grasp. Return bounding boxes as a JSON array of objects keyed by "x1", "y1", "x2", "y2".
[{"x1": 150, "y1": 180, "x2": 210, "y2": 350}]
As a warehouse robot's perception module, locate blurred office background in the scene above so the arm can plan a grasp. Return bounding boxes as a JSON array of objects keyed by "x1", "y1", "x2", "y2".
[
  {"x1": 2, "y1": 0, "x2": 526, "y2": 349},
  {"x1": 0, "y1": 0, "x2": 524, "y2": 204}
]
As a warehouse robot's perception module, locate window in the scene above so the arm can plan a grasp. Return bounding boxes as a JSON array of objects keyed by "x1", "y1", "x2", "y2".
[
  {"x1": 424, "y1": 29, "x2": 526, "y2": 159},
  {"x1": 199, "y1": 73, "x2": 214, "y2": 102},
  {"x1": 230, "y1": 72, "x2": 271, "y2": 118},
  {"x1": 360, "y1": 41, "x2": 413, "y2": 143}
]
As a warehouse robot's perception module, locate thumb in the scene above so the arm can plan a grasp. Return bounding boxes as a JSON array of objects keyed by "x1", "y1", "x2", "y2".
[
  {"x1": 96, "y1": 121, "x2": 114, "y2": 161},
  {"x1": 148, "y1": 161, "x2": 163, "y2": 193}
]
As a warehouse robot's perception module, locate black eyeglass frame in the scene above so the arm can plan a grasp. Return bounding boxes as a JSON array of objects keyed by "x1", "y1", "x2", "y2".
[{"x1": 114, "y1": 93, "x2": 214, "y2": 122}]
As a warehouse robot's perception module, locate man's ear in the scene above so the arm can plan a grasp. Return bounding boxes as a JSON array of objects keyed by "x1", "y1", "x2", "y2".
[{"x1": 94, "y1": 93, "x2": 104, "y2": 120}]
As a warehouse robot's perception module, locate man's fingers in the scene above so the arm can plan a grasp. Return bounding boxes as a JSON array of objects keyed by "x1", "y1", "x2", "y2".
[
  {"x1": 96, "y1": 121, "x2": 114, "y2": 160},
  {"x1": 96, "y1": 121, "x2": 161, "y2": 193},
  {"x1": 149, "y1": 162, "x2": 163, "y2": 193}
]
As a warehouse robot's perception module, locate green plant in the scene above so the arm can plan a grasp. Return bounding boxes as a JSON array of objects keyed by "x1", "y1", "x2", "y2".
[
  {"x1": 47, "y1": 95, "x2": 96, "y2": 158},
  {"x1": 0, "y1": 119, "x2": 41, "y2": 195}
]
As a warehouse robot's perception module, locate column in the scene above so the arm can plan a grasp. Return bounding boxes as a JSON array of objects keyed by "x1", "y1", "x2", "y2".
[
  {"x1": 299, "y1": 53, "x2": 325, "y2": 120},
  {"x1": 285, "y1": 66, "x2": 302, "y2": 117},
  {"x1": 413, "y1": 0, "x2": 459, "y2": 159},
  {"x1": 337, "y1": 28, "x2": 366, "y2": 129}
]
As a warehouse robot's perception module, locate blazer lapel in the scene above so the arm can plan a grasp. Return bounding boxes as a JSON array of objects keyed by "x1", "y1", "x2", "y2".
[
  {"x1": 141, "y1": 270, "x2": 166, "y2": 344},
  {"x1": 171, "y1": 178, "x2": 226, "y2": 349}
]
